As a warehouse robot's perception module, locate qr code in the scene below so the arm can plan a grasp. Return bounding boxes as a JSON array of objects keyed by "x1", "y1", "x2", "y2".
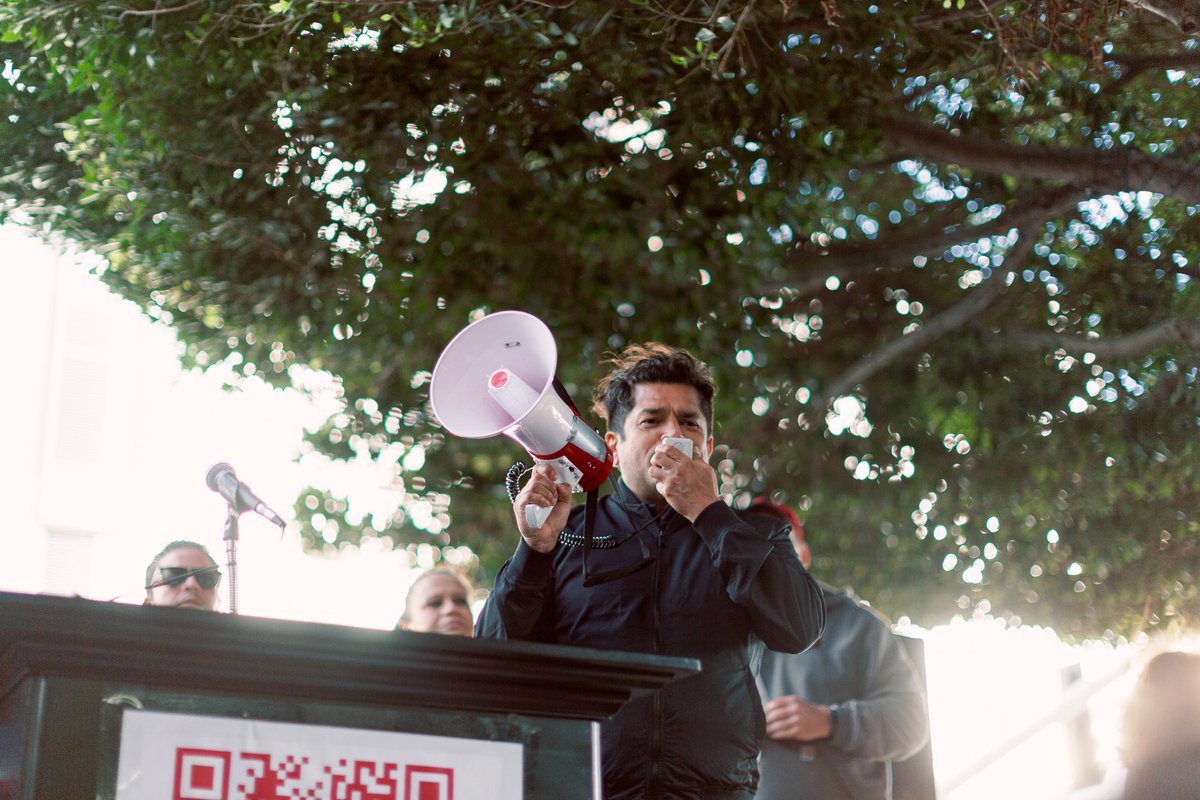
[{"x1": 173, "y1": 749, "x2": 454, "y2": 800}]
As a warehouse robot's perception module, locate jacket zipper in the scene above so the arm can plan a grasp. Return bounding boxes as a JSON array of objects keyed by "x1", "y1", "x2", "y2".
[{"x1": 647, "y1": 513, "x2": 667, "y2": 796}]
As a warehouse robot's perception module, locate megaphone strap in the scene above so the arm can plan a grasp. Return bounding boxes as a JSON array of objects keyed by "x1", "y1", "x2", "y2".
[
  {"x1": 559, "y1": 486, "x2": 667, "y2": 550},
  {"x1": 580, "y1": 489, "x2": 658, "y2": 587},
  {"x1": 551, "y1": 376, "x2": 582, "y2": 416}
]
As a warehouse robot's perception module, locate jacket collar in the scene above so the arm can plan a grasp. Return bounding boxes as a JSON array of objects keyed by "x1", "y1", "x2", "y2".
[{"x1": 611, "y1": 476, "x2": 689, "y2": 535}]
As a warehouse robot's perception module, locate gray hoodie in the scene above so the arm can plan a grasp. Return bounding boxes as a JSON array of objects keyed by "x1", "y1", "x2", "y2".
[{"x1": 755, "y1": 585, "x2": 929, "y2": 800}]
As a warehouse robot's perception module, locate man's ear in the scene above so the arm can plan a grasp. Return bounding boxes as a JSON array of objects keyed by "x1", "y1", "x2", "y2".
[{"x1": 604, "y1": 431, "x2": 620, "y2": 466}]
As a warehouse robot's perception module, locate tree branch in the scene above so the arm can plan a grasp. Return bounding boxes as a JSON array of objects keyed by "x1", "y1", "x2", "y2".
[
  {"x1": 117, "y1": 0, "x2": 206, "y2": 17},
  {"x1": 1123, "y1": 0, "x2": 1200, "y2": 33},
  {"x1": 999, "y1": 318, "x2": 1200, "y2": 359},
  {"x1": 816, "y1": 225, "x2": 1039, "y2": 404},
  {"x1": 913, "y1": 0, "x2": 1008, "y2": 28},
  {"x1": 768, "y1": 184, "x2": 1091, "y2": 295},
  {"x1": 877, "y1": 115, "x2": 1200, "y2": 203},
  {"x1": 1109, "y1": 50, "x2": 1200, "y2": 89}
]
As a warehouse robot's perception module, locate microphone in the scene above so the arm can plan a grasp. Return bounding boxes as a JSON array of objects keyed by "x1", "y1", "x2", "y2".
[{"x1": 206, "y1": 462, "x2": 287, "y2": 528}]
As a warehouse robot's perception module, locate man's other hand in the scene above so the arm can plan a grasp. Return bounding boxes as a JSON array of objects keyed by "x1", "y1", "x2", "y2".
[
  {"x1": 648, "y1": 439, "x2": 718, "y2": 522},
  {"x1": 514, "y1": 462, "x2": 571, "y2": 553}
]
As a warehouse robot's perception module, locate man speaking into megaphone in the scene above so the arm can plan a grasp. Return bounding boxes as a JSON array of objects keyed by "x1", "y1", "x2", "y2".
[{"x1": 473, "y1": 339, "x2": 827, "y2": 800}]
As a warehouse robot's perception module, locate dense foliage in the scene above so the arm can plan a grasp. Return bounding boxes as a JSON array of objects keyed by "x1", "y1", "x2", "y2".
[{"x1": 2, "y1": 0, "x2": 1197, "y2": 639}]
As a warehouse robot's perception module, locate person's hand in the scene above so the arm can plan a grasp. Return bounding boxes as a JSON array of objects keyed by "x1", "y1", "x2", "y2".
[
  {"x1": 764, "y1": 695, "x2": 834, "y2": 742},
  {"x1": 648, "y1": 439, "x2": 718, "y2": 522},
  {"x1": 514, "y1": 463, "x2": 571, "y2": 553}
]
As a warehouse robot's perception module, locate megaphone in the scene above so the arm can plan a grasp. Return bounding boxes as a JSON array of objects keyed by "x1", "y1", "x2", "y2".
[{"x1": 430, "y1": 311, "x2": 614, "y2": 528}]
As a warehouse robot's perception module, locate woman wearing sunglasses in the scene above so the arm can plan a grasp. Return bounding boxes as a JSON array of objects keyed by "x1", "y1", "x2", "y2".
[{"x1": 143, "y1": 540, "x2": 222, "y2": 611}]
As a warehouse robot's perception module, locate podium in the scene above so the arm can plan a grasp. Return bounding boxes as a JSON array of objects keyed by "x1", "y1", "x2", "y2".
[{"x1": 0, "y1": 591, "x2": 698, "y2": 799}]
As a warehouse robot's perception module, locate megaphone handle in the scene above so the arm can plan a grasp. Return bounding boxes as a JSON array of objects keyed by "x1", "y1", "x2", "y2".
[
  {"x1": 525, "y1": 504, "x2": 553, "y2": 529},
  {"x1": 521, "y1": 457, "x2": 581, "y2": 529}
]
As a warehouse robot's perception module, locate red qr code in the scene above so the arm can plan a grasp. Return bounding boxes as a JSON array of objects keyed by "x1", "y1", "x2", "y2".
[
  {"x1": 173, "y1": 749, "x2": 455, "y2": 800},
  {"x1": 405, "y1": 766, "x2": 454, "y2": 800},
  {"x1": 174, "y1": 749, "x2": 232, "y2": 800},
  {"x1": 326, "y1": 758, "x2": 399, "y2": 800}
]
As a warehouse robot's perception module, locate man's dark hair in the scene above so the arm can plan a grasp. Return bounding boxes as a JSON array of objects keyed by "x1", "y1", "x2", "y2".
[
  {"x1": 591, "y1": 343, "x2": 716, "y2": 437},
  {"x1": 144, "y1": 540, "x2": 217, "y2": 595}
]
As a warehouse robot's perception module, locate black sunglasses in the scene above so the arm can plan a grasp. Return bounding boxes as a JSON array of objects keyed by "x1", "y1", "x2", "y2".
[{"x1": 147, "y1": 566, "x2": 222, "y2": 590}]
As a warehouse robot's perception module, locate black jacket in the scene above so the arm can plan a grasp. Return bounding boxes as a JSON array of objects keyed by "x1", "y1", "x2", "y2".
[{"x1": 476, "y1": 479, "x2": 826, "y2": 799}]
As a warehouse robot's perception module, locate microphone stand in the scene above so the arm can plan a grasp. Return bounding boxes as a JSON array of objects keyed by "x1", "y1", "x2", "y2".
[{"x1": 222, "y1": 506, "x2": 241, "y2": 615}]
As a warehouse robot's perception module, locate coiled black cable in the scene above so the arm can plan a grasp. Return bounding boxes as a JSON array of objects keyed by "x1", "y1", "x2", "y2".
[{"x1": 505, "y1": 460, "x2": 527, "y2": 504}]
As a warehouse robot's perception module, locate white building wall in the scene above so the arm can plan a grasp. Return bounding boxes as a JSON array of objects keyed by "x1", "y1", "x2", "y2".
[
  {"x1": 0, "y1": 228, "x2": 62, "y2": 593},
  {"x1": 0, "y1": 224, "x2": 414, "y2": 626}
]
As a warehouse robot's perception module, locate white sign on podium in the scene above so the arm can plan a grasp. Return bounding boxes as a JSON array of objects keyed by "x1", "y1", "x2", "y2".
[{"x1": 114, "y1": 709, "x2": 523, "y2": 800}]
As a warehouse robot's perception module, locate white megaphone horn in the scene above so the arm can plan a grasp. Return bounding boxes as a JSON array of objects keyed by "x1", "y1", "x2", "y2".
[{"x1": 429, "y1": 311, "x2": 614, "y2": 529}]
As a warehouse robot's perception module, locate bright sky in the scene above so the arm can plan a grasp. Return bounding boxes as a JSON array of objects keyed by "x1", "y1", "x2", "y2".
[
  {"x1": 0, "y1": 222, "x2": 1162, "y2": 799},
  {"x1": 0, "y1": 222, "x2": 425, "y2": 628}
]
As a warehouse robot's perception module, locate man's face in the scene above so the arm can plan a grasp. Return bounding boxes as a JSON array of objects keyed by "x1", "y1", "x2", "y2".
[
  {"x1": 147, "y1": 547, "x2": 220, "y2": 611},
  {"x1": 606, "y1": 382, "x2": 714, "y2": 505},
  {"x1": 401, "y1": 574, "x2": 474, "y2": 636}
]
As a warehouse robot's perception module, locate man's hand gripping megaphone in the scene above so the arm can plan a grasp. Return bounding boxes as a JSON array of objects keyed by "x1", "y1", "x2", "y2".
[{"x1": 513, "y1": 462, "x2": 576, "y2": 552}]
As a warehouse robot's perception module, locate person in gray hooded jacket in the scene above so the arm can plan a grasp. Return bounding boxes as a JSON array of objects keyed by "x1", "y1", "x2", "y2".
[{"x1": 750, "y1": 500, "x2": 929, "y2": 800}]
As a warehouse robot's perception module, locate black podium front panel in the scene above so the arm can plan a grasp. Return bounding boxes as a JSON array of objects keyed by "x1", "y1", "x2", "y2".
[{"x1": 0, "y1": 592, "x2": 698, "y2": 800}]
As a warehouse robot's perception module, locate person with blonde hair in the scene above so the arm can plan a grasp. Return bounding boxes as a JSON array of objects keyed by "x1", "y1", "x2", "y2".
[{"x1": 398, "y1": 569, "x2": 475, "y2": 636}]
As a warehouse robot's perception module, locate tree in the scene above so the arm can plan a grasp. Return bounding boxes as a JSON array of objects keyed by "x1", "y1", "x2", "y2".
[{"x1": 1, "y1": 0, "x2": 1196, "y2": 639}]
